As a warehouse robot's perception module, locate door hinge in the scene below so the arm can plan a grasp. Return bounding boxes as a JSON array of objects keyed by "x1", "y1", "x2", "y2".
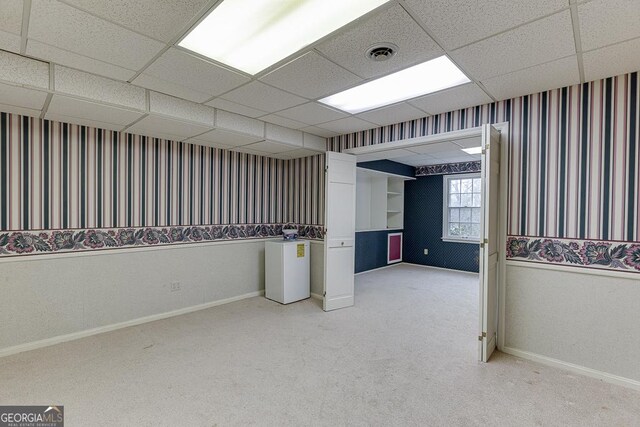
[
  {"x1": 478, "y1": 335, "x2": 483, "y2": 341},
  {"x1": 323, "y1": 291, "x2": 326, "y2": 297},
  {"x1": 325, "y1": 166, "x2": 328, "y2": 172},
  {"x1": 482, "y1": 332, "x2": 487, "y2": 337}
]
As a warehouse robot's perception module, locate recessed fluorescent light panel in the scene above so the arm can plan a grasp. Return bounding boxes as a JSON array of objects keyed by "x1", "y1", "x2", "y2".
[
  {"x1": 179, "y1": 0, "x2": 389, "y2": 75},
  {"x1": 319, "y1": 56, "x2": 471, "y2": 114},
  {"x1": 462, "y1": 147, "x2": 482, "y2": 155}
]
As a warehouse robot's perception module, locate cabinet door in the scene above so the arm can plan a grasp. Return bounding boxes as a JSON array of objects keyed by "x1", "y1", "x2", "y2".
[{"x1": 387, "y1": 232, "x2": 402, "y2": 264}]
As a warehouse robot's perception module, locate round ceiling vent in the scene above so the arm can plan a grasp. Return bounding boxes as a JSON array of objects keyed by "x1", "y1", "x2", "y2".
[{"x1": 366, "y1": 43, "x2": 398, "y2": 62}]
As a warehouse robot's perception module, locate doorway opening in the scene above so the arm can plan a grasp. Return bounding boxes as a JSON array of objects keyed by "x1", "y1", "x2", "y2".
[{"x1": 323, "y1": 124, "x2": 508, "y2": 362}]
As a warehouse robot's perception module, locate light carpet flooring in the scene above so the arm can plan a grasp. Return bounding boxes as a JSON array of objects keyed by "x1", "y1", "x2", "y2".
[{"x1": 0, "y1": 264, "x2": 639, "y2": 426}]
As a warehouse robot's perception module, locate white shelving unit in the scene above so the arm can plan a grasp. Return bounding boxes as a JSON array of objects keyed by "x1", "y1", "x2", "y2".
[{"x1": 355, "y1": 167, "x2": 414, "y2": 232}]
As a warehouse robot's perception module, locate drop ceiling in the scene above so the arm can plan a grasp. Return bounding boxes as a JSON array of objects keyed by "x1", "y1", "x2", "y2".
[{"x1": 0, "y1": 0, "x2": 639, "y2": 161}]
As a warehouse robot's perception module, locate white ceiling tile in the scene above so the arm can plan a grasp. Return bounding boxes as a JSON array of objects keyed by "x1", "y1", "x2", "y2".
[
  {"x1": 578, "y1": 0, "x2": 640, "y2": 51},
  {"x1": 482, "y1": 56, "x2": 580, "y2": 101},
  {"x1": 29, "y1": 0, "x2": 165, "y2": 70},
  {"x1": 221, "y1": 81, "x2": 307, "y2": 113},
  {"x1": 265, "y1": 123, "x2": 303, "y2": 147},
  {"x1": 407, "y1": 142, "x2": 461, "y2": 154},
  {"x1": 450, "y1": 11, "x2": 575, "y2": 80},
  {"x1": 300, "y1": 126, "x2": 341, "y2": 138},
  {"x1": 245, "y1": 140, "x2": 298, "y2": 154},
  {"x1": 0, "y1": 0, "x2": 23, "y2": 35},
  {"x1": 205, "y1": 98, "x2": 267, "y2": 118},
  {"x1": 392, "y1": 154, "x2": 438, "y2": 167},
  {"x1": 450, "y1": 136, "x2": 482, "y2": 149},
  {"x1": 317, "y1": 4, "x2": 442, "y2": 79},
  {"x1": 61, "y1": 0, "x2": 211, "y2": 42},
  {"x1": 408, "y1": 83, "x2": 492, "y2": 115},
  {"x1": 131, "y1": 73, "x2": 209, "y2": 103},
  {"x1": 45, "y1": 113, "x2": 129, "y2": 131},
  {"x1": 260, "y1": 51, "x2": 362, "y2": 99},
  {"x1": 27, "y1": 39, "x2": 137, "y2": 81},
  {"x1": 215, "y1": 110, "x2": 264, "y2": 138},
  {"x1": 126, "y1": 115, "x2": 212, "y2": 141},
  {"x1": 276, "y1": 102, "x2": 348, "y2": 125},
  {"x1": 0, "y1": 82, "x2": 48, "y2": 111},
  {"x1": 271, "y1": 148, "x2": 323, "y2": 159},
  {"x1": 0, "y1": 104, "x2": 41, "y2": 118},
  {"x1": 54, "y1": 66, "x2": 146, "y2": 110},
  {"x1": 184, "y1": 138, "x2": 234, "y2": 150},
  {"x1": 0, "y1": 30, "x2": 21, "y2": 54},
  {"x1": 189, "y1": 129, "x2": 262, "y2": 148},
  {"x1": 231, "y1": 146, "x2": 270, "y2": 157},
  {"x1": 356, "y1": 102, "x2": 427, "y2": 126},
  {"x1": 0, "y1": 50, "x2": 49, "y2": 89},
  {"x1": 583, "y1": 37, "x2": 640, "y2": 82},
  {"x1": 260, "y1": 114, "x2": 307, "y2": 130},
  {"x1": 46, "y1": 95, "x2": 144, "y2": 129},
  {"x1": 404, "y1": 0, "x2": 567, "y2": 50},
  {"x1": 303, "y1": 133, "x2": 326, "y2": 152},
  {"x1": 139, "y1": 48, "x2": 250, "y2": 100},
  {"x1": 149, "y1": 91, "x2": 214, "y2": 126},
  {"x1": 316, "y1": 117, "x2": 377, "y2": 134}
]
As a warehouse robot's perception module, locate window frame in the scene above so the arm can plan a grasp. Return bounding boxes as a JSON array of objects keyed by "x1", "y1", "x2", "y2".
[{"x1": 442, "y1": 172, "x2": 482, "y2": 244}]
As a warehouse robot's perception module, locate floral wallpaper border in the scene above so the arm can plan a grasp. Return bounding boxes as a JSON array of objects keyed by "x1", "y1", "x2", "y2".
[
  {"x1": 0, "y1": 224, "x2": 325, "y2": 257},
  {"x1": 507, "y1": 236, "x2": 640, "y2": 273},
  {"x1": 415, "y1": 161, "x2": 482, "y2": 177}
]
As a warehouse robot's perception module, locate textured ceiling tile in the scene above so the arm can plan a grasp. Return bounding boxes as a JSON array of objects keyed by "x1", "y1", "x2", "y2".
[
  {"x1": 578, "y1": 0, "x2": 640, "y2": 51},
  {"x1": 482, "y1": 56, "x2": 580, "y2": 101},
  {"x1": 246, "y1": 140, "x2": 299, "y2": 154},
  {"x1": 583, "y1": 37, "x2": 640, "y2": 82},
  {"x1": 61, "y1": 0, "x2": 211, "y2": 42},
  {"x1": 216, "y1": 110, "x2": 264, "y2": 138},
  {"x1": 0, "y1": 30, "x2": 21, "y2": 55},
  {"x1": 265, "y1": 123, "x2": 303, "y2": 147},
  {"x1": 54, "y1": 65, "x2": 146, "y2": 110},
  {"x1": 0, "y1": 0, "x2": 23, "y2": 35},
  {"x1": 149, "y1": 91, "x2": 214, "y2": 126},
  {"x1": 29, "y1": 0, "x2": 164, "y2": 70},
  {"x1": 408, "y1": 83, "x2": 492, "y2": 115},
  {"x1": 131, "y1": 73, "x2": 210, "y2": 103},
  {"x1": 276, "y1": 102, "x2": 348, "y2": 125},
  {"x1": 220, "y1": 81, "x2": 307, "y2": 113},
  {"x1": 404, "y1": 0, "x2": 567, "y2": 50},
  {"x1": 317, "y1": 4, "x2": 442, "y2": 79},
  {"x1": 450, "y1": 11, "x2": 575, "y2": 80},
  {"x1": 126, "y1": 115, "x2": 212, "y2": 140},
  {"x1": 302, "y1": 133, "x2": 326, "y2": 151},
  {"x1": 141, "y1": 48, "x2": 250, "y2": 99},
  {"x1": 259, "y1": 114, "x2": 307, "y2": 130},
  {"x1": 316, "y1": 117, "x2": 377, "y2": 134},
  {"x1": 356, "y1": 102, "x2": 427, "y2": 126},
  {"x1": 0, "y1": 82, "x2": 48, "y2": 110},
  {"x1": 300, "y1": 126, "x2": 341, "y2": 138},
  {"x1": 47, "y1": 95, "x2": 144, "y2": 127},
  {"x1": 205, "y1": 98, "x2": 267, "y2": 119},
  {"x1": 260, "y1": 51, "x2": 362, "y2": 99},
  {"x1": 27, "y1": 39, "x2": 137, "y2": 82},
  {"x1": 189, "y1": 129, "x2": 262, "y2": 148},
  {"x1": 0, "y1": 50, "x2": 49, "y2": 89}
]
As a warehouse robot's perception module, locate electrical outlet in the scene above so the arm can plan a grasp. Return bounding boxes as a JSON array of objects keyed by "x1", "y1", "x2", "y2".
[
  {"x1": 423, "y1": 249, "x2": 429, "y2": 255},
  {"x1": 170, "y1": 282, "x2": 181, "y2": 292}
]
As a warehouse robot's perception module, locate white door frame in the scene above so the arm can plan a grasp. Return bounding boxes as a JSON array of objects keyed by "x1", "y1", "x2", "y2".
[{"x1": 343, "y1": 123, "x2": 510, "y2": 358}]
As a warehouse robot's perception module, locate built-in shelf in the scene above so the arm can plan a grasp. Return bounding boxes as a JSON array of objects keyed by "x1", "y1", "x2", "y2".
[{"x1": 356, "y1": 167, "x2": 414, "y2": 232}]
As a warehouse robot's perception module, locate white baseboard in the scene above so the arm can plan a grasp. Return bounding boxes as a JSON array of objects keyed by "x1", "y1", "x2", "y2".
[
  {"x1": 501, "y1": 346, "x2": 640, "y2": 391},
  {"x1": 0, "y1": 290, "x2": 264, "y2": 359}
]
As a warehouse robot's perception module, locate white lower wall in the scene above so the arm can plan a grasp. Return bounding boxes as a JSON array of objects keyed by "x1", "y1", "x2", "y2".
[
  {"x1": 0, "y1": 240, "x2": 268, "y2": 354},
  {"x1": 504, "y1": 263, "x2": 640, "y2": 384}
]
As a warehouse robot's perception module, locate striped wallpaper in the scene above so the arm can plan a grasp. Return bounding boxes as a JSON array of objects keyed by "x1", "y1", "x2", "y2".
[
  {"x1": 0, "y1": 113, "x2": 324, "y2": 256},
  {"x1": 329, "y1": 72, "x2": 640, "y2": 245}
]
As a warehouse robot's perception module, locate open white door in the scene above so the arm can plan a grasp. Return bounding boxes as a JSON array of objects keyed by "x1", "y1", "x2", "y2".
[
  {"x1": 479, "y1": 124, "x2": 501, "y2": 362},
  {"x1": 323, "y1": 151, "x2": 356, "y2": 311}
]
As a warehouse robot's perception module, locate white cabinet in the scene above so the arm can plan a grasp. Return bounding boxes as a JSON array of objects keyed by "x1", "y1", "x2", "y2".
[{"x1": 355, "y1": 167, "x2": 414, "y2": 231}]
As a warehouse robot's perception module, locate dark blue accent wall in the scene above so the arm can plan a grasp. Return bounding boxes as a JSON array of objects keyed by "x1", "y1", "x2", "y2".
[
  {"x1": 355, "y1": 229, "x2": 402, "y2": 273},
  {"x1": 357, "y1": 160, "x2": 415, "y2": 177},
  {"x1": 403, "y1": 174, "x2": 479, "y2": 272}
]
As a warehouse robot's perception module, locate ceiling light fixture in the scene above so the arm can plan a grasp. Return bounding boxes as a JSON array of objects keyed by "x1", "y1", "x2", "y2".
[
  {"x1": 319, "y1": 55, "x2": 470, "y2": 114},
  {"x1": 179, "y1": 0, "x2": 390, "y2": 75},
  {"x1": 462, "y1": 147, "x2": 482, "y2": 155}
]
